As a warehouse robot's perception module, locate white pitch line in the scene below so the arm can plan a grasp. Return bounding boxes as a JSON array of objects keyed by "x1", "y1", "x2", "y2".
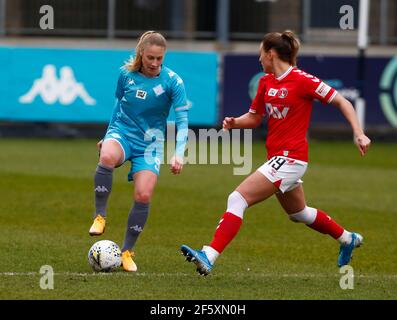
[
  {"x1": 0, "y1": 272, "x2": 396, "y2": 279},
  {"x1": 0, "y1": 272, "x2": 191, "y2": 277},
  {"x1": 0, "y1": 272, "x2": 128, "y2": 277}
]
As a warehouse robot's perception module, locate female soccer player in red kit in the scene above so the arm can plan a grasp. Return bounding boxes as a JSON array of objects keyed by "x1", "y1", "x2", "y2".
[{"x1": 181, "y1": 30, "x2": 371, "y2": 275}]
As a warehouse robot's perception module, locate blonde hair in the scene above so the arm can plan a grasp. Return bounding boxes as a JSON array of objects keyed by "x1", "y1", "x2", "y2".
[
  {"x1": 262, "y1": 30, "x2": 300, "y2": 66},
  {"x1": 124, "y1": 31, "x2": 167, "y2": 72}
]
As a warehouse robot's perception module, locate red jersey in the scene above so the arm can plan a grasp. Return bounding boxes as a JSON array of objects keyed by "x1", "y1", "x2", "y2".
[{"x1": 249, "y1": 66, "x2": 337, "y2": 162}]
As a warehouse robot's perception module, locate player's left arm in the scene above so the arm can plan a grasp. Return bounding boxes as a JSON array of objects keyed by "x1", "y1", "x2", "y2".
[
  {"x1": 170, "y1": 75, "x2": 189, "y2": 174},
  {"x1": 330, "y1": 93, "x2": 371, "y2": 156}
]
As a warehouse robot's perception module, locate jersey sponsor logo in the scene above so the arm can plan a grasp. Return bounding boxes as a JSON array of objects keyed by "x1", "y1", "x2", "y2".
[
  {"x1": 136, "y1": 90, "x2": 147, "y2": 99},
  {"x1": 153, "y1": 84, "x2": 165, "y2": 96},
  {"x1": 268, "y1": 88, "x2": 278, "y2": 96},
  {"x1": 315, "y1": 82, "x2": 332, "y2": 98},
  {"x1": 19, "y1": 64, "x2": 96, "y2": 105},
  {"x1": 278, "y1": 88, "x2": 288, "y2": 98},
  {"x1": 266, "y1": 103, "x2": 290, "y2": 119}
]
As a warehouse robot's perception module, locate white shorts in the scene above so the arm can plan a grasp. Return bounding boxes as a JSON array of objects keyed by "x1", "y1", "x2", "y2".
[{"x1": 257, "y1": 156, "x2": 308, "y2": 193}]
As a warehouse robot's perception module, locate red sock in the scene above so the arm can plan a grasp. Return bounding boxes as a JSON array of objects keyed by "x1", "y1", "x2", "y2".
[
  {"x1": 209, "y1": 212, "x2": 242, "y2": 253},
  {"x1": 308, "y1": 209, "x2": 344, "y2": 239}
]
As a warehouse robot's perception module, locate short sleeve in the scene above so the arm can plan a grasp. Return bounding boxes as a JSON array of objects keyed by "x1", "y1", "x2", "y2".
[
  {"x1": 115, "y1": 68, "x2": 127, "y2": 100},
  {"x1": 249, "y1": 77, "x2": 266, "y2": 116},
  {"x1": 302, "y1": 73, "x2": 338, "y2": 104},
  {"x1": 171, "y1": 74, "x2": 188, "y2": 111}
]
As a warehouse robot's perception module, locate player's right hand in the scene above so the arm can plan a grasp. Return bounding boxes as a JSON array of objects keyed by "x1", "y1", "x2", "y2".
[
  {"x1": 170, "y1": 155, "x2": 183, "y2": 175},
  {"x1": 354, "y1": 134, "x2": 371, "y2": 156},
  {"x1": 223, "y1": 117, "x2": 235, "y2": 131}
]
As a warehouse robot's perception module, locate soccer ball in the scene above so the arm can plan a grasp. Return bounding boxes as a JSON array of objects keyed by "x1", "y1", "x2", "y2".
[{"x1": 88, "y1": 240, "x2": 122, "y2": 272}]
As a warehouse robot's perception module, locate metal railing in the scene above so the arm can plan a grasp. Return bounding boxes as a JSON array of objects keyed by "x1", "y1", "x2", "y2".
[{"x1": 0, "y1": 0, "x2": 396, "y2": 45}]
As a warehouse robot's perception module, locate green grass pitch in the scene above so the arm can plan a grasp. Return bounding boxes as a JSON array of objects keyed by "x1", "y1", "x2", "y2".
[{"x1": 0, "y1": 138, "x2": 396, "y2": 299}]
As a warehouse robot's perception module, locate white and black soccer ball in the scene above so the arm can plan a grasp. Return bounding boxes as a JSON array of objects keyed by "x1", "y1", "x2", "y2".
[{"x1": 88, "y1": 240, "x2": 122, "y2": 272}]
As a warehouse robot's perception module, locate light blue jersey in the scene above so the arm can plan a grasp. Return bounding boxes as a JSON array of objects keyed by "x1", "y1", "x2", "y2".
[{"x1": 104, "y1": 65, "x2": 189, "y2": 180}]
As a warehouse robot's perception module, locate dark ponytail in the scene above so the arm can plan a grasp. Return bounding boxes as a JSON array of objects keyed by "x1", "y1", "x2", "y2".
[{"x1": 262, "y1": 30, "x2": 300, "y2": 66}]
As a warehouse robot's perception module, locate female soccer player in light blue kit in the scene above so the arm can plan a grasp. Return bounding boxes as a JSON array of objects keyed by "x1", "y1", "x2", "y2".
[{"x1": 89, "y1": 31, "x2": 189, "y2": 272}]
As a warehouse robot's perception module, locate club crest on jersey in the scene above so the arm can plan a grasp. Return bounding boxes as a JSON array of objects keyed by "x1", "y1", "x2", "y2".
[
  {"x1": 136, "y1": 90, "x2": 147, "y2": 100},
  {"x1": 153, "y1": 84, "x2": 165, "y2": 96},
  {"x1": 268, "y1": 88, "x2": 278, "y2": 96},
  {"x1": 278, "y1": 88, "x2": 288, "y2": 98}
]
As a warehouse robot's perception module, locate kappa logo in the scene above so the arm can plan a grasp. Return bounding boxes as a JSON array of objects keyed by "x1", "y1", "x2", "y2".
[
  {"x1": 94, "y1": 186, "x2": 109, "y2": 192},
  {"x1": 136, "y1": 90, "x2": 147, "y2": 99},
  {"x1": 130, "y1": 225, "x2": 143, "y2": 232},
  {"x1": 19, "y1": 64, "x2": 96, "y2": 105}
]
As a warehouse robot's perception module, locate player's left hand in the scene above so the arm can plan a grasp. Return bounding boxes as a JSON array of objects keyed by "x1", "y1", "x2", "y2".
[
  {"x1": 354, "y1": 134, "x2": 371, "y2": 156},
  {"x1": 170, "y1": 155, "x2": 184, "y2": 175}
]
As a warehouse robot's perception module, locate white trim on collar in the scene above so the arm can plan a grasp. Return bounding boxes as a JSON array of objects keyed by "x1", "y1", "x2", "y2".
[{"x1": 276, "y1": 66, "x2": 293, "y2": 81}]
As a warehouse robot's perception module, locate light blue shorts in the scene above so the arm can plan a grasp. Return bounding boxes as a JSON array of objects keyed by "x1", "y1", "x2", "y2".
[{"x1": 104, "y1": 127, "x2": 163, "y2": 181}]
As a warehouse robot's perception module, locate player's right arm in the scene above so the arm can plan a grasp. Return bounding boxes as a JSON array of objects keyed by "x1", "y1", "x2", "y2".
[
  {"x1": 98, "y1": 69, "x2": 127, "y2": 152},
  {"x1": 223, "y1": 112, "x2": 262, "y2": 130},
  {"x1": 107, "y1": 69, "x2": 127, "y2": 128}
]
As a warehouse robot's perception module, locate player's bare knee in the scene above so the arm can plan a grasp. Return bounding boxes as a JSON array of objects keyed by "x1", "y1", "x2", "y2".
[
  {"x1": 135, "y1": 191, "x2": 152, "y2": 203},
  {"x1": 99, "y1": 153, "x2": 118, "y2": 168}
]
